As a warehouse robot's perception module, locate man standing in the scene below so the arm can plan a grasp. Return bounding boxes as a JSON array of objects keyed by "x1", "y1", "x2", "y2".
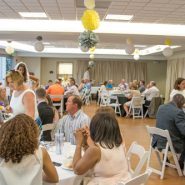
[
  {"x1": 57, "y1": 95, "x2": 90, "y2": 144},
  {"x1": 152, "y1": 94, "x2": 185, "y2": 169},
  {"x1": 83, "y1": 67, "x2": 91, "y2": 81}
]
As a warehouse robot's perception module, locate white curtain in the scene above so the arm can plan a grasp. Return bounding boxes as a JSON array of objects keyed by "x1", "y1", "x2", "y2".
[
  {"x1": 73, "y1": 60, "x2": 147, "y2": 86},
  {"x1": 165, "y1": 58, "x2": 185, "y2": 102}
]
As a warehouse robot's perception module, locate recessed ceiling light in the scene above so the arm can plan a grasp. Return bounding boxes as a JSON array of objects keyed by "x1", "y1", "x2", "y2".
[
  {"x1": 19, "y1": 12, "x2": 47, "y2": 18},
  {"x1": 105, "y1": 14, "x2": 133, "y2": 21}
]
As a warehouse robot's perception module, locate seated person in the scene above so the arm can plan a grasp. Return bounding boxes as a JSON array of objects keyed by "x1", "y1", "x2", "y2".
[
  {"x1": 64, "y1": 77, "x2": 80, "y2": 96},
  {"x1": 142, "y1": 81, "x2": 160, "y2": 106},
  {"x1": 170, "y1": 77, "x2": 185, "y2": 101},
  {"x1": 78, "y1": 79, "x2": 85, "y2": 95},
  {"x1": 57, "y1": 95, "x2": 90, "y2": 145},
  {"x1": 138, "y1": 80, "x2": 145, "y2": 93},
  {"x1": 106, "y1": 80, "x2": 113, "y2": 89},
  {"x1": 36, "y1": 88, "x2": 59, "y2": 141},
  {"x1": 0, "y1": 114, "x2": 58, "y2": 185},
  {"x1": 72, "y1": 112, "x2": 130, "y2": 185},
  {"x1": 0, "y1": 87, "x2": 9, "y2": 109},
  {"x1": 152, "y1": 94, "x2": 185, "y2": 169},
  {"x1": 118, "y1": 79, "x2": 128, "y2": 91},
  {"x1": 123, "y1": 83, "x2": 140, "y2": 117},
  {"x1": 46, "y1": 79, "x2": 64, "y2": 109}
]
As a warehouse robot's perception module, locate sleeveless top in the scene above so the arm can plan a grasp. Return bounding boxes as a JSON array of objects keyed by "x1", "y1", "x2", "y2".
[
  {"x1": 10, "y1": 89, "x2": 38, "y2": 120},
  {"x1": 0, "y1": 147, "x2": 43, "y2": 185},
  {"x1": 87, "y1": 144, "x2": 131, "y2": 185}
]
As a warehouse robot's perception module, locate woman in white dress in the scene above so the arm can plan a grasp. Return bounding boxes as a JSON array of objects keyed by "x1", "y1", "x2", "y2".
[
  {"x1": 0, "y1": 114, "x2": 58, "y2": 185},
  {"x1": 14, "y1": 62, "x2": 39, "y2": 88},
  {"x1": 6, "y1": 70, "x2": 38, "y2": 120},
  {"x1": 170, "y1": 77, "x2": 185, "y2": 101}
]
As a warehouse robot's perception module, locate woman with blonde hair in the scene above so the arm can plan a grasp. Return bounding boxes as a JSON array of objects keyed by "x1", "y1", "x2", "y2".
[
  {"x1": 0, "y1": 114, "x2": 58, "y2": 185},
  {"x1": 6, "y1": 70, "x2": 38, "y2": 119}
]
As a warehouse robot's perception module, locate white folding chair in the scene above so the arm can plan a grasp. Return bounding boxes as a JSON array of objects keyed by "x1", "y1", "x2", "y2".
[
  {"x1": 108, "y1": 96, "x2": 121, "y2": 116},
  {"x1": 146, "y1": 126, "x2": 183, "y2": 179},
  {"x1": 126, "y1": 142, "x2": 149, "y2": 178},
  {"x1": 49, "y1": 94, "x2": 64, "y2": 114},
  {"x1": 129, "y1": 96, "x2": 144, "y2": 119},
  {"x1": 82, "y1": 89, "x2": 91, "y2": 105},
  {"x1": 117, "y1": 169, "x2": 152, "y2": 185},
  {"x1": 42, "y1": 123, "x2": 57, "y2": 141}
]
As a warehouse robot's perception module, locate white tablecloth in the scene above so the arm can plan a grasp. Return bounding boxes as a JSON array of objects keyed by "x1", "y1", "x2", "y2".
[{"x1": 43, "y1": 147, "x2": 83, "y2": 185}]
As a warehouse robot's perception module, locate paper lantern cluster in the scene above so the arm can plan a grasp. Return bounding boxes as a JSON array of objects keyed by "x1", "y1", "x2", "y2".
[
  {"x1": 5, "y1": 41, "x2": 15, "y2": 55},
  {"x1": 79, "y1": 0, "x2": 99, "y2": 53}
]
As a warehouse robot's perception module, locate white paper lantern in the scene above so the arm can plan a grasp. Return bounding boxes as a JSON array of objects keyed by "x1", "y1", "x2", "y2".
[
  {"x1": 162, "y1": 47, "x2": 173, "y2": 57},
  {"x1": 88, "y1": 60, "x2": 94, "y2": 67},
  {"x1": 84, "y1": 0, "x2": 95, "y2": 9},
  {"x1": 125, "y1": 44, "x2": 135, "y2": 55},
  {"x1": 5, "y1": 46, "x2": 15, "y2": 55},
  {"x1": 80, "y1": 45, "x2": 89, "y2": 52},
  {"x1": 90, "y1": 54, "x2": 94, "y2": 59},
  {"x1": 133, "y1": 54, "x2": 140, "y2": 60},
  {"x1": 34, "y1": 41, "x2": 44, "y2": 52}
]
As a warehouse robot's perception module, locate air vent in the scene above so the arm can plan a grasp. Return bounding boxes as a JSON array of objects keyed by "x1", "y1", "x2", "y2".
[{"x1": 76, "y1": 0, "x2": 112, "y2": 9}]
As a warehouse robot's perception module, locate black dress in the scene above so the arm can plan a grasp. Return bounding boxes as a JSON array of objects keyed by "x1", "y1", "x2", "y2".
[{"x1": 37, "y1": 102, "x2": 55, "y2": 141}]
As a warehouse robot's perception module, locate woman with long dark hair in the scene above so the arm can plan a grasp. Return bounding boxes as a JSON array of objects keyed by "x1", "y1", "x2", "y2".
[{"x1": 72, "y1": 111, "x2": 130, "y2": 185}]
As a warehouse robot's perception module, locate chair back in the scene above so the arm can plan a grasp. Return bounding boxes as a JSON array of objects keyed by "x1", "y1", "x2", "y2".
[
  {"x1": 42, "y1": 123, "x2": 57, "y2": 141},
  {"x1": 116, "y1": 169, "x2": 151, "y2": 185},
  {"x1": 129, "y1": 96, "x2": 144, "y2": 119},
  {"x1": 48, "y1": 94, "x2": 64, "y2": 113},
  {"x1": 126, "y1": 142, "x2": 149, "y2": 178},
  {"x1": 131, "y1": 96, "x2": 144, "y2": 108}
]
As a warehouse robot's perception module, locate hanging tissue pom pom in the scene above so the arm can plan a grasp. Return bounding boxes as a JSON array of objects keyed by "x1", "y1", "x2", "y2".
[
  {"x1": 125, "y1": 44, "x2": 135, "y2": 55},
  {"x1": 164, "y1": 38, "x2": 172, "y2": 46},
  {"x1": 88, "y1": 60, "x2": 95, "y2": 67},
  {"x1": 126, "y1": 38, "x2": 133, "y2": 45},
  {"x1": 90, "y1": 47, "x2": 96, "y2": 52},
  {"x1": 81, "y1": 10, "x2": 100, "y2": 31},
  {"x1": 79, "y1": 30, "x2": 99, "y2": 49},
  {"x1": 5, "y1": 46, "x2": 15, "y2": 55},
  {"x1": 163, "y1": 47, "x2": 173, "y2": 57},
  {"x1": 80, "y1": 45, "x2": 89, "y2": 52},
  {"x1": 90, "y1": 54, "x2": 94, "y2": 59},
  {"x1": 84, "y1": 0, "x2": 95, "y2": 9}
]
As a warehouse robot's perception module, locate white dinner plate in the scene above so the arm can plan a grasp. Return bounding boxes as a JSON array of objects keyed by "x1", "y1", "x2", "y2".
[{"x1": 61, "y1": 165, "x2": 73, "y2": 171}]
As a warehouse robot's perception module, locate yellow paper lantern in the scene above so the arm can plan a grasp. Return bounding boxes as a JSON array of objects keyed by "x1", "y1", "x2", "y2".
[
  {"x1": 81, "y1": 10, "x2": 100, "y2": 31},
  {"x1": 90, "y1": 47, "x2": 96, "y2": 52},
  {"x1": 126, "y1": 38, "x2": 133, "y2": 45},
  {"x1": 164, "y1": 38, "x2": 172, "y2": 46}
]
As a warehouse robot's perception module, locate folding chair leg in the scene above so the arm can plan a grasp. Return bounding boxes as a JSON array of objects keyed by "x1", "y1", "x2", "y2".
[
  {"x1": 155, "y1": 151, "x2": 163, "y2": 167},
  {"x1": 144, "y1": 110, "x2": 148, "y2": 118},
  {"x1": 160, "y1": 147, "x2": 168, "y2": 179}
]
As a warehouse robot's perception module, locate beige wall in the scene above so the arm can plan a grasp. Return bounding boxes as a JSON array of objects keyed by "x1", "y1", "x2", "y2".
[{"x1": 146, "y1": 60, "x2": 167, "y2": 96}]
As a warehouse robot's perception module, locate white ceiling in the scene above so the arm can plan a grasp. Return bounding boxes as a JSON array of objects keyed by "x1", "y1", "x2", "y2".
[{"x1": 1, "y1": 0, "x2": 185, "y2": 59}]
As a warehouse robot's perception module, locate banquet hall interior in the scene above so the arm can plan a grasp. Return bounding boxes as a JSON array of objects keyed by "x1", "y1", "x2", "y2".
[{"x1": 0, "y1": 0, "x2": 185, "y2": 185}]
